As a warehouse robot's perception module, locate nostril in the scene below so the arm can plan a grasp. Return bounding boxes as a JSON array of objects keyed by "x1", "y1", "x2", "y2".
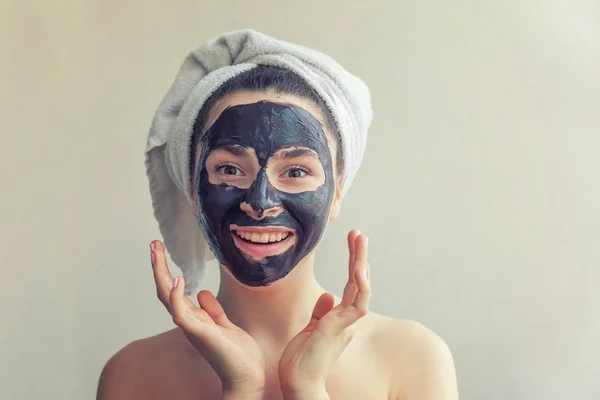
[
  {"x1": 240, "y1": 202, "x2": 264, "y2": 220},
  {"x1": 262, "y1": 207, "x2": 283, "y2": 218}
]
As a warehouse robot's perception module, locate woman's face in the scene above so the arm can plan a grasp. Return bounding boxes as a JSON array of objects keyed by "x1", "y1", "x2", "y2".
[{"x1": 193, "y1": 91, "x2": 342, "y2": 287}]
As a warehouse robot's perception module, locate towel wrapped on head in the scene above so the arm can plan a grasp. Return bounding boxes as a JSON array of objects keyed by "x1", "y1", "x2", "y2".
[{"x1": 145, "y1": 29, "x2": 373, "y2": 294}]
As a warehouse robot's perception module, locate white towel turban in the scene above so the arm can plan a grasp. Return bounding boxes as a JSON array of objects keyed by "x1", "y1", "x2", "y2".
[{"x1": 145, "y1": 29, "x2": 372, "y2": 294}]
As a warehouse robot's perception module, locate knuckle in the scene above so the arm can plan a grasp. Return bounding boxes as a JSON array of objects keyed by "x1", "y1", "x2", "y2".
[
  {"x1": 355, "y1": 306, "x2": 368, "y2": 318},
  {"x1": 344, "y1": 325, "x2": 356, "y2": 339},
  {"x1": 172, "y1": 313, "x2": 185, "y2": 327},
  {"x1": 320, "y1": 323, "x2": 339, "y2": 338},
  {"x1": 159, "y1": 296, "x2": 173, "y2": 311},
  {"x1": 332, "y1": 325, "x2": 345, "y2": 338},
  {"x1": 157, "y1": 294, "x2": 169, "y2": 308}
]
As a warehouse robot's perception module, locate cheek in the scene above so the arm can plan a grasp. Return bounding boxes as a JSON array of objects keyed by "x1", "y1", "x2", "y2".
[
  {"x1": 281, "y1": 188, "x2": 333, "y2": 224},
  {"x1": 201, "y1": 186, "x2": 237, "y2": 211},
  {"x1": 280, "y1": 163, "x2": 335, "y2": 218},
  {"x1": 197, "y1": 173, "x2": 243, "y2": 227}
]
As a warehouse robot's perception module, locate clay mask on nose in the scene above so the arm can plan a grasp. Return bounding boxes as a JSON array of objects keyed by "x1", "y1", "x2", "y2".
[{"x1": 195, "y1": 101, "x2": 335, "y2": 286}]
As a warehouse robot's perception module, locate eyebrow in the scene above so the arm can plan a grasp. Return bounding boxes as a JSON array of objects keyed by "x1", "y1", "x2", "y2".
[
  {"x1": 213, "y1": 145, "x2": 249, "y2": 157},
  {"x1": 273, "y1": 147, "x2": 319, "y2": 160}
]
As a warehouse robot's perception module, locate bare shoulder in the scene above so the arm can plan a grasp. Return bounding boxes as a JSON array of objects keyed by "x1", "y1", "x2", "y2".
[
  {"x1": 360, "y1": 313, "x2": 459, "y2": 400},
  {"x1": 97, "y1": 330, "x2": 176, "y2": 399},
  {"x1": 97, "y1": 328, "x2": 217, "y2": 400}
]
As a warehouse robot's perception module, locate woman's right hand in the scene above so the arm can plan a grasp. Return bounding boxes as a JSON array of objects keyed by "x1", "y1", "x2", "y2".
[{"x1": 150, "y1": 240, "x2": 266, "y2": 397}]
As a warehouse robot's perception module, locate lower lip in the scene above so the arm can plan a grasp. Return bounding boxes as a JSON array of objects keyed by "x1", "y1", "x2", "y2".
[{"x1": 231, "y1": 232, "x2": 295, "y2": 259}]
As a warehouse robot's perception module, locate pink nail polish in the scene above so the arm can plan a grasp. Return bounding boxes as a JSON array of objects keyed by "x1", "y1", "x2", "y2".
[
  {"x1": 151, "y1": 253, "x2": 155, "y2": 266},
  {"x1": 150, "y1": 242, "x2": 155, "y2": 252},
  {"x1": 361, "y1": 269, "x2": 368, "y2": 280},
  {"x1": 365, "y1": 236, "x2": 369, "y2": 247},
  {"x1": 173, "y1": 277, "x2": 179, "y2": 288}
]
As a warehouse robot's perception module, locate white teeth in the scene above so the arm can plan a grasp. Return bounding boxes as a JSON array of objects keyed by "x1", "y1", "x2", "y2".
[{"x1": 234, "y1": 230, "x2": 291, "y2": 243}]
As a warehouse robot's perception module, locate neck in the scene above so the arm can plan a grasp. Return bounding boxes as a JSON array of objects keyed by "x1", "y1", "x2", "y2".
[{"x1": 216, "y1": 253, "x2": 326, "y2": 346}]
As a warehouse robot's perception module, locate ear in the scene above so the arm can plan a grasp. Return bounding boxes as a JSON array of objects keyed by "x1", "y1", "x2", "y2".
[{"x1": 328, "y1": 183, "x2": 343, "y2": 221}]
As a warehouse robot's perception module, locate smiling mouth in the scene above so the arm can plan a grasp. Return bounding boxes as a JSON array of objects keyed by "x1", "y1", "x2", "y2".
[
  {"x1": 230, "y1": 225, "x2": 296, "y2": 259},
  {"x1": 234, "y1": 230, "x2": 291, "y2": 243}
]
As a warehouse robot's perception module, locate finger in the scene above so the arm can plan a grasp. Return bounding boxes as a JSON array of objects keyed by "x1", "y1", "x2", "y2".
[
  {"x1": 152, "y1": 241, "x2": 195, "y2": 312},
  {"x1": 347, "y1": 229, "x2": 361, "y2": 279},
  {"x1": 352, "y1": 263, "x2": 371, "y2": 316},
  {"x1": 170, "y1": 276, "x2": 200, "y2": 331},
  {"x1": 353, "y1": 234, "x2": 369, "y2": 271},
  {"x1": 337, "y1": 238, "x2": 371, "y2": 328},
  {"x1": 151, "y1": 240, "x2": 175, "y2": 310},
  {"x1": 305, "y1": 292, "x2": 335, "y2": 331},
  {"x1": 341, "y1": 233, "x2": 366, "y2": 307},
  {"x1": 342, "y1": 230, "x2": 361, "y2": 307},
  {"x1": 197, "y1": 290, "x2": 234, "y2": 329},
  {"x1": 352, "y1": 235, "x2": 370, "y2": 315},
  {"x1": 335, "y1": 280, "x2": 370, "y2": 331},
  {"x1": 313, "y1": 292, "x2": 335, "y2": 320},
  {"x1": 341, "y1": 275, "x2": 358, "y2": 307}
]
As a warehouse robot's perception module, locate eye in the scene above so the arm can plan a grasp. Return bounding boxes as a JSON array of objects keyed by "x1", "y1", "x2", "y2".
[
  {"x1": 216, "y1": 164, "x2": 244, "y2": 176},
  {"x1": 281, "y1": 166, "x2": 310, "y2": 179}
]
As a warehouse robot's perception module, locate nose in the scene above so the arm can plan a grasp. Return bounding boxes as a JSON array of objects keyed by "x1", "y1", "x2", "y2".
[{"x1": 242, "y1": 169, "x2": 282, "y2": 220}]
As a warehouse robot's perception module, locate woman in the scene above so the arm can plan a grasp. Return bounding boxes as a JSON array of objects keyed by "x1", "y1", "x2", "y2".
[{"x1": 98, "y1": 30, "x2": 458, "y2": 399}]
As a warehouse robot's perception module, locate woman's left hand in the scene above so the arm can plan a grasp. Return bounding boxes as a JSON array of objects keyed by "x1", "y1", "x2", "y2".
[{"x1": 278, "y1": 230, "x2": 371, "y2": 400}]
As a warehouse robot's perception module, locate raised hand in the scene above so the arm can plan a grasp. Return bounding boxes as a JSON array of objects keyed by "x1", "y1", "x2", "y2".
[
  {"x1": 277, "y1": 230, "x2": 371, "y2": 399},
  {"x1": 150, "y1": 240, "x2": 266, "y2": 397}
]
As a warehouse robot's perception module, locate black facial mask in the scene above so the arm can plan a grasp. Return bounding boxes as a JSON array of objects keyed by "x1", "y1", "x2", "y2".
[{"x1": 195, "y1": 101, "x2": 335, "y2": 286}]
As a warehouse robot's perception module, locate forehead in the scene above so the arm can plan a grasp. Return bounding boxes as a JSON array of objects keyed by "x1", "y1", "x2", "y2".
[
  {"x1": 204, "y1": 101, "x2": 329, "y2": 156},
  {"x1": 203, "y1": 91, "x2": 327, "y2": 134}
]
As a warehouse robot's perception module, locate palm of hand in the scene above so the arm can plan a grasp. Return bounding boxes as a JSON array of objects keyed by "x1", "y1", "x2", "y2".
[
  {"x1": 174, "y1": 289, "x2": 267, "y2": 388},
  {"x1": 181, "y1": 302, "x2": 265, "y2": 379},
  {"x1": 278, "y1": 231, "x2": 371, "y2": 390},
  {"x1": 151, "y1": 241, "x2": 265, "y2": 389},
  {"x1": 278, "y1": 293, "x2": 342, "y2": 385}
]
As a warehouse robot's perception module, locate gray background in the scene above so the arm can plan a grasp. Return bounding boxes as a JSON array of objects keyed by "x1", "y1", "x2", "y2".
[{"x1": 1, "y1": 0, "x2": 598, "y2": 399}]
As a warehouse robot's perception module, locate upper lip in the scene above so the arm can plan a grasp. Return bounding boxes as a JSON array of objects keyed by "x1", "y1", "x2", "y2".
[{"x1": 230, "y1": 224, "x2": 295, "y2": 234}]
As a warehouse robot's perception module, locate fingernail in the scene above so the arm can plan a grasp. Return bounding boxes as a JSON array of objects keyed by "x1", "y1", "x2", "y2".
[
  {"x1": 173, "y1": 276, "x2": 179, "y2": 288},
  {"x1": 365, "y1": 236, "x2": 369, "y2": 247},
  {"x1": 151, "y1": 253, "x2": 155, "y2": 266},
  {"x1": 150, "y1": 242, "x2": 155, "y2": 252},
  {"x1": 361, "y1": 269, "x2": 368, "y2": 280}
]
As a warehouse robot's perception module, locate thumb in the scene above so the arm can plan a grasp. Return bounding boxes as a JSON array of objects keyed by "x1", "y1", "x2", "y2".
[
  {"x1": 197, "y1": 290, "x2": 234, "y2": 329},
  {"x1": 305, "y1": 293, "x2": 335, "y2": 331},
  {"x1": 313, "y1": 293, "x2": 335, "y2": 319}
]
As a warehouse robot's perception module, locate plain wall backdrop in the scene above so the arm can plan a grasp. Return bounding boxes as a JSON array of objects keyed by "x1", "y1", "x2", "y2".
[{"x1": 1, "y1": 0, "x2": 599, "y2": 399}]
